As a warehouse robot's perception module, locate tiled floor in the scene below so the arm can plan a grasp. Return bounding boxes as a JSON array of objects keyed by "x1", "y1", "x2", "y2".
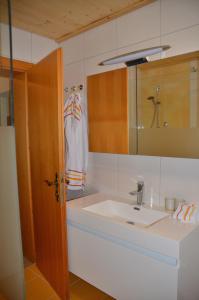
[
  {"x1": 69, "y1": 272, "x2": 114, "y2": 300},
  {"x1": 24, "y1": 264, "x2": 59, "y2": 300},
  {"x1": 25, "y1": 264, "x2": 114, "y2": 300},
  {"x1": 0, "y1": 264, "x2": 113, "y2": 300}
]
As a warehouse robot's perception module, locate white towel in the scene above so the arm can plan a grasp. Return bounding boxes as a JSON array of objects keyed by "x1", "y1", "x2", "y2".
[
  {"x1": 173, "y1": 203, "x2": 199, "y2": 224},
  {"x1": 64, "y1": 91, "x2": 88, "y2": 190}
]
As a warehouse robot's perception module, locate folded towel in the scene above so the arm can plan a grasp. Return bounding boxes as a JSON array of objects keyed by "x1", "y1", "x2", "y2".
[{"x1": 173, "y1": 203, "x2": 199, "y2": 224}]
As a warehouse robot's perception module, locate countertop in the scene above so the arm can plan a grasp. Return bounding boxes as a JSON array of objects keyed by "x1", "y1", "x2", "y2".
[
  {"x1": 67, "y1": 192, "x2": 198, "y2": 241},
  {"x1": 67, "y1": 193, "x2": 199, "y2": 259}
]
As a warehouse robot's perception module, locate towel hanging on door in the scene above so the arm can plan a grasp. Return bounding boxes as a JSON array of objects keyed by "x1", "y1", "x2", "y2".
[{"x1": 64, "y1": 91, "x2": 88, "y2": 190}]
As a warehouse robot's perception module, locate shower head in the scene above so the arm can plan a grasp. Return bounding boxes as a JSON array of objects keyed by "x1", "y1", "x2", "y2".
[
  {"x1": 147, "y1": 96, "x2": 154, "y2": 100},
  {"x1": 147, "y1": 96, "x2": 156, "y2": 105}
]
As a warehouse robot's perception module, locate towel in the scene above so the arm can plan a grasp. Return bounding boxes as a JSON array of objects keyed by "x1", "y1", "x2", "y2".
[
  {"x1": 173, "y1": 203, "x2": 199, "y2": 224},
  {"x1": 64, "y1": 91, "x2": 88, "y2": 190}
]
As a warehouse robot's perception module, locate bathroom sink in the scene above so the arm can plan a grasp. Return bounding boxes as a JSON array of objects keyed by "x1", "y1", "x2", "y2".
[{"x1": 83, "y1": 200, "x2": 169, "y2": 226}]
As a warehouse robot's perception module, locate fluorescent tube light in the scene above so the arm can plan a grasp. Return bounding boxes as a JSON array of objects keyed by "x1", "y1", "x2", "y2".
[{"x1": 99, "y1": 45, "x2": 170, "y2": 66}]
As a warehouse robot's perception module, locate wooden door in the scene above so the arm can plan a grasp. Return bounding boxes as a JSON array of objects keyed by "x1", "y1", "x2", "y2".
[
  {"x1": 27, "y1": 49, "x2": 69, "y2": 300},
  {"x1": 14, "y1": 72, "x2": 36, "y2": 262},
  {"x1": 87, "y1": 68, "x2": 129, "y2": 154}
]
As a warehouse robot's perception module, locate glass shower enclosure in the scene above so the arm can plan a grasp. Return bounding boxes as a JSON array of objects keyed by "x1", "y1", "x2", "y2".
[{"x1": 0, "y1": 0, "x2": 25, "y2": 299}]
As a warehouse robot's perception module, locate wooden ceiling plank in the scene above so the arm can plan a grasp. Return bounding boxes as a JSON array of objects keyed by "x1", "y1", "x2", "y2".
[
  {"x1": 56, "y1": 0, "x2": 155, "y2": 42},
  {"x1": 7, "y1": 0, "x2": 156, "y2": 41}
]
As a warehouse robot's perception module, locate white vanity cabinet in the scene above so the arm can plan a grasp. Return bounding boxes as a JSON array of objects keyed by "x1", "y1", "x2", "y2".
[{"x1": 67, "y1": 193, "x2": 199, "y2": 300}]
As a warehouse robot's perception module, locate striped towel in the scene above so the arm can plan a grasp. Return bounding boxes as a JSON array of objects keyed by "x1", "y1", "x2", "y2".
[
  {"x1": 173, "y1": 203, "x2": 199, "y2": 223},
  {"x1": 64, "y1": 91, "x2": 88, "y2": 190},
  {"x1": 65, "y1": 170, "x2": 86, "y2": 189},
  {"x1": 64, "y1": 95, "x2": 82, "y2": 121}
]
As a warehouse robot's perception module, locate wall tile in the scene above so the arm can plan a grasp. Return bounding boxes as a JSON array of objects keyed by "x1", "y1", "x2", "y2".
[
  {"x1": 162, "y1": 25, "x2": 199, "y2": 58},
  {"x1": 85, "y1": 50, "x2": 124, "y2": 76},
  {"x1": 12, "y1": 26, "x2": 32, "y2": 62},
  {"x1": 90, "y1": 153, "x2": 117, "y2": 168},
  {"x1": 117, "y1": 1, "x2": 160, "y2": 48},
  {"x1": 87, "y1": 152, "x2": 95, "y2": 172},
  {"x1": 160, "y1": 157, "x2": 199, "y2": 205},
  {"x1": 1, "y1": 24, "x2": 59, "y2": 63},
  {"x1": 161, "y1": 0, "x2": 199, "y2": 35},
  {"x1": 63, "y1": 61, "x2": 88, "y2": 122},
  {"x1": 1, "y1": 24, "x2": 31, "y2": 62},
  {"x1": 83, "y1": 20, "x2": 117, "y2": 58},
  {"x1": 88, "y1": 153, "x2": 117, "y2": 194},
  {"x1": 87, "y1": 165, "x2": 117, "y2": 194},
  {"x1": 116, "y1": 37, "x2": 161, "y2": 62},
  {"x1": 86, "y1": 153, "x2": 95, "y2": 186},
  {"x1": 64, "y1": 61, "x2": 85, "y2": 88},
  {"x1": 61, "y1": 33, "x2": 84, "y2": 65},
  {"x1": 117, "y1": 155, "x2": 161, "y2": 205},
  {"x1": 31, "y1": 34, "x2": 57, "y2": 63}
]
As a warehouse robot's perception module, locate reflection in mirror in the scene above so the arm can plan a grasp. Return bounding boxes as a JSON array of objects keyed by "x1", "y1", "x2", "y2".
[{"x1": 135, "y1": 51, "x2": 199, "y2": 158}]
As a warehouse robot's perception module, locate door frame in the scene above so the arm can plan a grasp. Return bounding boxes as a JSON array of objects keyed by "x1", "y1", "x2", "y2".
[
  {"x1": 1, "y1": 56, "x2": 36, "y2": 262},
  {"x1": 0, "y1": 56, "x2": 33, "y2": 72}
]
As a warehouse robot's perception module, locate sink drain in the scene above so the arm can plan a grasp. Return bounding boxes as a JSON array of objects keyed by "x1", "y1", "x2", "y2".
[
  {"x1": 126, "y1": 221, "x2": 135, "y2": 225},
  {"x1": 134, "y1": 206, "x2": 140, "y2": 211}
]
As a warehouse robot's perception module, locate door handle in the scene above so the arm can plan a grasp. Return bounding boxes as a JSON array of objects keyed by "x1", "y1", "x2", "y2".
[
  {"x1": 44, "y1": 180, "x2": 54, "y2": 186},
  {"x1": 44, "y1": 172, "x2": 59, "y2": 202}
]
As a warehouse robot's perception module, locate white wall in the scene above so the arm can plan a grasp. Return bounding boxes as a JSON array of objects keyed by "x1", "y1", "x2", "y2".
[
  {"x1": 1, "y1": 1, "x2": 198, "y2": 207},
  {"x1": 1, "y1": 23, "x2": 58, "y2": 63},
  {"x1": 62, "y1": 0, "x2": 199, "y2": 206},
  {"x1": 61, "y1": 0, "x2": 199, "y2": 207}
]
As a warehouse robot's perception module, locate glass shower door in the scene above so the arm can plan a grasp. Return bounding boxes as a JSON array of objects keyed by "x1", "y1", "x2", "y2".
[{"x1": 0, "y1": 1, "x2": 25, "y2": 299}]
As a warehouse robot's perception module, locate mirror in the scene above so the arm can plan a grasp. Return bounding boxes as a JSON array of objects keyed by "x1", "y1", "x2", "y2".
[
  {"x1": 130, "y1": 50, "x2": 199, "y2": 158},
  {"x1": 87, "y1": 50, "x2": 199, "y2": 158}
]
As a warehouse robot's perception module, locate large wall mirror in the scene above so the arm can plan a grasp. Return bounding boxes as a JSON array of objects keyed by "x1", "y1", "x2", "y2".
[{"x1": 87, "y1": 50, "x2": 199, "y2": 158}]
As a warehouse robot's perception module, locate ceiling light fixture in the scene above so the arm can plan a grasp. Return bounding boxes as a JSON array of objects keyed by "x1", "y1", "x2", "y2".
[{"x1": 99, "y1": 45, "x2": 171, "y2": 66}]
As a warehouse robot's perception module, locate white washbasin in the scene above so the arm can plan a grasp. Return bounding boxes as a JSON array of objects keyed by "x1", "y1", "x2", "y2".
[{"x1": 83, "y1": 200, "x2": 169, "y2": 226}]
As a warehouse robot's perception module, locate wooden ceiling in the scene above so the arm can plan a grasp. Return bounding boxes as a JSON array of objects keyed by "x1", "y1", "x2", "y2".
[{"x1": 1, "y1": 0, "x2": 155, "y2": 42}]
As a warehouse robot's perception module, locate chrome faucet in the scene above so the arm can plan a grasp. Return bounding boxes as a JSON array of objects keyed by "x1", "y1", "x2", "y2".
[{"x1": 129, "y1": 181, "x2": 144, "y2": 205}]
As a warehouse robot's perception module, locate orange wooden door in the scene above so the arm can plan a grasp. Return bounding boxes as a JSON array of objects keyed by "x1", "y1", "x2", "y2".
[{"x1": 27, "y1": 49, "x2": 69, "y2": 300}]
